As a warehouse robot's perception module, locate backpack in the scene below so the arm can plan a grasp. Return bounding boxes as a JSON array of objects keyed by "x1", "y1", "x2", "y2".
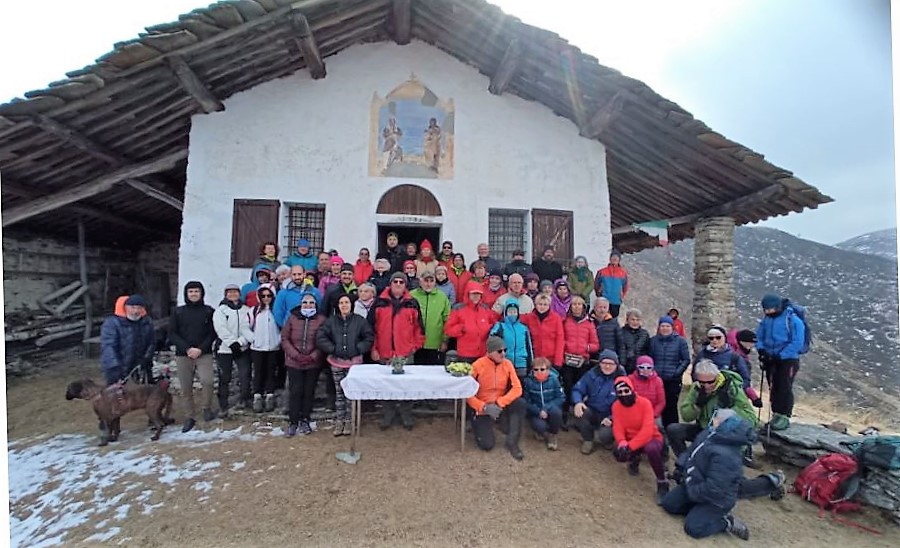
[
  {"x1": 784, "y1": 299, "x2": 812, "y2": 354},
  {"x1": 793, "y1": 453, "x2": 861, "y2": 515},
  {"x1": 847, "y1": 435, "x2": 900, "y2": 471}
]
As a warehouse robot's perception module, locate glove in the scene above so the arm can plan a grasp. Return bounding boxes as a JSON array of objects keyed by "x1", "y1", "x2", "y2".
[
  {"x1": 694, "y1": 389, "x2": 711, "y2": 408},
  {"x1": 613, "y1": 444, "x2": 631, "y2": 462},
  {"x1": 483, "y1": 403, "x2": 502, "y2": 420},
  {"x1": 717, "y1": 386, "x2": 733, "y2": 409},
  {"x1": 229, "y1": 342, "x2": 242, "y2": 355},
  {"x1": 752, "y1": 398, "x2": 763, "y2": 408}
]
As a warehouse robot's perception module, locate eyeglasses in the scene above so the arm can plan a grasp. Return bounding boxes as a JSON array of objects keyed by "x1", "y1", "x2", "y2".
[
  {"x1": 697, "y1": 379, "x2": 717, "y2": 385},
  {"x1": 391, "y1": 280, "x2": 406, "y2": 285},
  {"x1": 708, "y1": 336, "x2": 723, "y2": 341}
]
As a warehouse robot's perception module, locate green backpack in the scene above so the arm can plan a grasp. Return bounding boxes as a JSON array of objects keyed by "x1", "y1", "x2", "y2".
[{"x1": 846, "y1": 435, "x2": 900, "y2": 471}]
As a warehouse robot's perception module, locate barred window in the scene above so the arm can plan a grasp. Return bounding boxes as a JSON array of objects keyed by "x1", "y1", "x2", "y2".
[
  {"x1": 284, "y1": 203, "x2": 326, "y2": 254},
  {"x1": 488, "y1": 208, "x2": 528, "y2": 262}
]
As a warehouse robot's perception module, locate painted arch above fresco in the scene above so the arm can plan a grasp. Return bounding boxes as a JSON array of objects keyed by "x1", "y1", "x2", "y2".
[{"x1": 369, "y1": 77, "x2": 455, "y2": 180}]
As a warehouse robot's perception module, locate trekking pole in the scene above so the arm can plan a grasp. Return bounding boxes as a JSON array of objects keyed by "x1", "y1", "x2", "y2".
[{"x1": 756, "y1": 371, "x2": 766, "y2": 422}]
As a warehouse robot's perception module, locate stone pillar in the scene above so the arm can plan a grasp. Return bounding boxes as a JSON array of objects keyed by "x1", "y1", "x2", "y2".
[{"x1": 691, "y1": 216, "x2": 738, "y2": 350}]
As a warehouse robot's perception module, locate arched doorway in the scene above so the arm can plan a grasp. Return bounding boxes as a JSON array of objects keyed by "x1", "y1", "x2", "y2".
[{"x1": 375, "y1": 185, "x2": 443, "y2": 255}]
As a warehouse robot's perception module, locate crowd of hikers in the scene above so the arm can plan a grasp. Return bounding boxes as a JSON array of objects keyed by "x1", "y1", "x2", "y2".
[{"x1": 100, "y1": 234, "x2": 808, "y2": 541}]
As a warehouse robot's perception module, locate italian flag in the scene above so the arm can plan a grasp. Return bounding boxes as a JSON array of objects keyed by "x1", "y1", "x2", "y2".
[{"x1": 634, "y1": 220, "x2": 670, "y2": 247}]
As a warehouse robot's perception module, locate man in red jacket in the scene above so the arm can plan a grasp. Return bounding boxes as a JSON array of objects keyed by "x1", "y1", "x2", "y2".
[
  {"x1": 370, "y1": 272, "x2": 425, "y2": 430},
  {"x1": 611, "y1": 376, "x2": 669, "y2": 503}
]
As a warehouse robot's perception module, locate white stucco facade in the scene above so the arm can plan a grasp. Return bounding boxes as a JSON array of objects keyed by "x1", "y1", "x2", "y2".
[{"x1": 179, "y1": 40, "x2": 611, "y2": 301}]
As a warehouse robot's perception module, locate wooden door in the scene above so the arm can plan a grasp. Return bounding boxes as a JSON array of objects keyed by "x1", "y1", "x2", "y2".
[
  {"x1": 231, "y1": 199, "x2": 280, "y2": 267},
  {"x1": 532, "y1": 209, "x2": 574, "y2": 267}
]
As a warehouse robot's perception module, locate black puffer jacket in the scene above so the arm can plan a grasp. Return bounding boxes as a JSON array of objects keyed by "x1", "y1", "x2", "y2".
[
  {"x1": 680, "y1": 416, "x2": 756, "y2": 511},
  {"x1": 169, "y1": 281, "x2": 215, "y2": 356},
  {"x1": 594, "y1": 315, "x2": 625, "y2": 364},
  {"x1": 621, "y1": 325, "x2": 650, "y2": 373},
  {"x1": 316, "y1": 312, "x2": 374, "y2": 360}
]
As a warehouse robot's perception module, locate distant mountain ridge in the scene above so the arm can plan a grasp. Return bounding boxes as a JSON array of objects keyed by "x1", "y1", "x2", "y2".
[
  {"x1": 624, "y1": 226, "x2": 900, "y2": 416},
  {"x1": 836, "y1": 227, "x2": 897, "y2": 261}
]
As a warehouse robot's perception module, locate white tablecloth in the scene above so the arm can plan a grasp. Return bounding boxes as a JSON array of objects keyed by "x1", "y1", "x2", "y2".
[{"x1": 340, "y1": 364, "x2": 478, "y2": 401}]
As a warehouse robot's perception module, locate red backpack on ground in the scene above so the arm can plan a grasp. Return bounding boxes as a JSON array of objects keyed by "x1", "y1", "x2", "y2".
[{"x1": 794, "y1": 453, "x2": 861, "y2": 515}]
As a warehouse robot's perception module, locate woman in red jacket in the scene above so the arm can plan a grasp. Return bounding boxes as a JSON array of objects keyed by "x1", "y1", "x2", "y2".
[
  {"x1": 447, "y1": 253, "x2": 472, "y2": 304},
  {"x1": 521, "y1": 294, "x2": 565, "y2": 367},
  {"x1": 628, "y1": 355, "x2": 666, "y2": 422},
  {"x1": 561, "y1": 296, "x2": 599, "y2": 425},
  {"x1": 444, "y1": 281, "x2": 498, "y2": 361},
  {"x1": 611, "y1": 376, "x2": 668, "y2": 502},
  {"x1": 353, "y1": 247, "x2": 374, "y2": 286}
]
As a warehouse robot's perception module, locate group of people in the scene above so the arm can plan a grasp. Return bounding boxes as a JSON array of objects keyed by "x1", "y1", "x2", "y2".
[{"x1": 99, "y1": 235, "x2": 806, "y2": 541}]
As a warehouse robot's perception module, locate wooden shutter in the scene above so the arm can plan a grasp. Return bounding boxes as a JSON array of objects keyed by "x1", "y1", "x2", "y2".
[
  {"x1": 231, "y1": 199, "x2": 280, "y2": 267},
  {"x1": 532, "y1": 209, "x2": 574, "y2": 267}
]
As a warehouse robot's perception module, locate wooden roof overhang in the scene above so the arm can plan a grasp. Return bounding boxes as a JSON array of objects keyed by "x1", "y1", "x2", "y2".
[{"x1": 0, "y1": 0, "x2": 832, "y2": 251}]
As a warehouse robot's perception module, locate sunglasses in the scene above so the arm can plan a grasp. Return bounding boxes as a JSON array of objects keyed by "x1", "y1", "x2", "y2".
[
  {"x1": 697, "y1": 379, "x2": 717, "y2": 385},
  {"x1": 497, "y1": 348, "x2": 507, "y2": 353},
  {"x1": 260, "y1": 294, "x2": 273, "y2": 299},
  {"x1": 533, "y1": 367, "x2": 548, "y2": 372},
  {"x1": 392, "y1": 280, "x2": 406, "y2": 285},
  {"x1": 442, "y1": 246, "x2": 452, "y2": 249},
  {"x1": 615, "y1": 389, "x2": 633, "y2": 396},
  {"x1": 708, "y1": 335, "x2": 723, "y2": 340},
  {"x1": 637, "y1": 364, "x2": 654, "y2": 370}
]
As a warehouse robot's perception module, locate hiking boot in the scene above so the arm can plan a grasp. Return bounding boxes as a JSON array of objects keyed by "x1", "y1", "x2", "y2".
[
  {"x1": 401, "y1": 412, "x2": 415, "y2": 431},
  {"x1": 342, "y1": 419, "x2": 353, "y2": 436},
  {"x1": 725, "y1": 514, "x2": 750, "y2": 541},
  {"x1": 202, "y1": 408, "x2": 216, "y2": 422},
  {"x1": 534, "y1": 431, "x2": 546, "y2": 442},
  {"x1": 264, "y1": 394, "x2": 276, "y2": 413},
  {"x1": 181, "y1": 418, "x2": 196, "y2": 433},
  {"x1": 766, "y1": 470, "x2": 786, "y2": 488},
  {"x1": 252, "y1": 394, "x2": 263, "y2": 413},
  {"x1": 380, "y1": 405, "x2": 397, "y2": 430},
  {"x1": 656, "y1": 481, "x2": 670, "y2": 504},
  {"x1": 308, "y1": 420, "x2": 318, "y2": 433},
  {"x1": 506, "y1": 444, "x2": 524, "y2": 461},
  {"x1": 628, "y1": 459, "x2": 640, "y2": 476},
  {"x1": 298, "y1": 420, "x2": 313, "y2": 436},
  {"x1": 580, "y1": 441, "x2": 594, "y2": 455},
  {"x1": 769, "y1": 414, "x2": 790, "y2": 431},
  {"x1": 285, "y1": 423, "x2": 299, "y2": 438},
  {"x1": 218, "y1": 408, "x2": 231, "y2": 420},
  {"x1": 546, "y1": 434, "x2": 559, "y2": 451},
  {"x1": 333, "y1": 420, "x2": 344, "y2": 437},
  {"x1": 742, "y1": 455, "x2": 762, "y2": 469}
]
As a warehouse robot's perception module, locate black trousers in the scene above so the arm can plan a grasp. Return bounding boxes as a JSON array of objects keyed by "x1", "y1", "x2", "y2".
[
  {"x1": 559, "y1": 364, "x2": 588, "y2": 421},
  {"x1": 661, "y1": 378, "x2": 683, "y2": 427},
  {"x1": 414, "y1": 348, "x2": 444, "y2": 366},
  {"x1": 216, "y1": 351, "x2": 252, "y2": 409},
  {"x1": 609, "y1": 304, "x2": 621, "y2": 318},
  {"x1": 287, "y1": 367, "x2": 319, "y2": 424},
  {"x1": 666, "y1": 422, "x2": 703, "y2": 458},
  {"x1": 469, "y1": 398, "x2": 527, "y2": 451},
  {"x1": 317, "y1": 362, "x2": 336, "y2": 409},
  {"x1": 273, "y1": 349, "x2": 287, "y2": 390},
  {"x1": 765, "y1": 357, "x2": 799, "y2": 416},
  {"x1": 251, "y1": 349, "x2": 279, "y2": 395}
]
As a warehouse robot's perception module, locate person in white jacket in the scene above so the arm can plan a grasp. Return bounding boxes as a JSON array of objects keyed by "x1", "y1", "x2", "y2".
[
  {"x1": 213, "y1": 284, "x2": 253, "y2": 417},
  {"x1": 250, "y1": 283, "x2": 282, "y2": 412}
]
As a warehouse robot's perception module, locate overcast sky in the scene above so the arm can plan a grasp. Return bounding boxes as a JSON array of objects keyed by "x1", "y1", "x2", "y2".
[{"x1": 0, "y1": 0, "x2": 894, "y2": 245}]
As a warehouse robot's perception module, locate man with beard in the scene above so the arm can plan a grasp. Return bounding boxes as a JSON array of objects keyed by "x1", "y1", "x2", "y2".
[
  {"x1": 170, "y1": 281, "x2": 216, "y2": 432},
  {"x1": 100, "y1": 295, "x2": 155, "y2": 386}
]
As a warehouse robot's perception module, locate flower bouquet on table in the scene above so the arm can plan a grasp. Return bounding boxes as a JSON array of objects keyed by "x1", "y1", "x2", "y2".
[
  {"x1": 390, "y1": 356, "x2": 407, "y2": 375},
  {"x1": 445, "y1": 362, "x2": 472, "y2": 377}
]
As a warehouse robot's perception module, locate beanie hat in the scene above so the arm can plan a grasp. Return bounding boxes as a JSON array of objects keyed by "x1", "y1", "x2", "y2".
[
  {"x1": 419, "y1": 271, "x2": 436, "y2": 280},
  {"x1": 598, "y1": 349, "x2": 620, "y2": 365},
  {"x1": 707, "y1": 325, "x2": 727, "y2": 339},
  {"x1": 524, "y1": 272, "x2": 539, "y2": 283},
  {"x1": 543, "y1": 244, "x2": 555, "y2": 252},
  {"x1": 636, "y1": 355, "x2": 654, "y2": 368},
  {"x1": 297, "y1": 238, "x2": 310, "y2": 248},
  {"x1": 387, "y1": 232, "x2": 398, "y2": 239},
  {"x1": 488, "y1": 268, "x2": 503, "y2": 278},
  {"x1": 403, "y1": 260, "x2": 417, "y2": 270},
  {"x1": 125, "y1": 294, "x2": 147, "y2": 307},
  {"x1": 737, "y1": 329, "x2": 757, "y2": 344},
  {"x1": 390, "y1": 272, "x2": 407, "y2": 282},
  {"x1": 420, "y1": 239, "x2": 433, "y2": 251},
  {"x1": 658, "y1": 315, "x2": 674, "y2": 326},
  {"x1": 539, "y1": 280, "x2": 553, "y2": 289},
  {"x1": 223, "y1": 284, "x2": 241, "y2": 294},
  {"x1": 486, "y1": 336, "x2": 506, "y2": 354},
  {"x1": 340, "y1": 262, "x2": 354, "y2": 273},
  {"x1": 761, "y1": 293, "x2": 782, "y2": 310},
  {"x1": 330, "y1": 255, "x2": 344, "y2": 265}
]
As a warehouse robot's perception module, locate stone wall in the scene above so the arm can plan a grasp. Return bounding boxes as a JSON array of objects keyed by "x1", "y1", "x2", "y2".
[{"x1": 691, "y1": 217, "x2": 737, "y2": 349}]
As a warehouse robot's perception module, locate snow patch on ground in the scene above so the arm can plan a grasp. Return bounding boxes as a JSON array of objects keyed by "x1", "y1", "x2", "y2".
[{"x1": 8, "y1": 426, "x2": 259, "y2": 547}]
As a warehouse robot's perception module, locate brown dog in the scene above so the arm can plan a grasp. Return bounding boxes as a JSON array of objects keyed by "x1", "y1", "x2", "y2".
[{"x1": 65, "y1": 378, "x2": 173, "y2": 446}]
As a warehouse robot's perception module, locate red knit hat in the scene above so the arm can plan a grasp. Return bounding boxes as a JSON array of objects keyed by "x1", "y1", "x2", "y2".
[{"x1": 420, "y1": 239, "x2": 433, "y2": 251}]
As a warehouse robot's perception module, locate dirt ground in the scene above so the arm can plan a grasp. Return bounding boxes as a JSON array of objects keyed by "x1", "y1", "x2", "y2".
[{"x1": 6, "y1": 359, "x2": 900, "y2": 547}]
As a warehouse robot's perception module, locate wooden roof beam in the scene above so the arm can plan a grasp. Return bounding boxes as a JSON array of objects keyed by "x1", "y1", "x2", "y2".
[
  {"x1": 392, "y1": 0, "x2": 411, "y2": 45},
  {"x1": 166, "y1": 55, "x2": 224, "y2": 113},
  {"x1": 289, "y1": 13, "x2": 326, "y2": 79},
  {"x1": 489, "y1": 38, "x2": 522, "y2": 95},
  {"x1": 2, "y1": 148, "x2": 187, "y2": 227},
  {"x1": 581, "y1": 92, "x2": 625, "y2": 140},
  {"x1": 124, "y1": 179, "x2": 184, "y2": 211},
  {"x1": 1, "y1": 178, "x2": 171, "y2": 236}
]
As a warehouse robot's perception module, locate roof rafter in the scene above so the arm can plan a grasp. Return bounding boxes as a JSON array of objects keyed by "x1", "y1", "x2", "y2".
[{"x1": 166, "y1": 55, "x2": 224, "y2": 113}]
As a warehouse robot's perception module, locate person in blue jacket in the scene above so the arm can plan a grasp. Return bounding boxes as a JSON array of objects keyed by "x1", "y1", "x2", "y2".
[
  {"x1": 100, "y1": 295, "x2": 155, "y2": 385},
  {"x1": 659, "y1": 409, "x2": 757, "y2": 541},
  {"x1": 572, "y1": 349, "x2": 626, "y2": 455},
  {"x1": 273, "y1": 265, "x2": 321, "y2": 328},
  {"x1": 648, "y1": 316, "x2": 691, "y2": 427},
  {"x1": 489, "y1": 301, "x2": 534, "y2": 378},
  {"x1": 522, "y1": 357, "x2": 565, "y2": 450},
  {"x1": 282, "y1": 238, "x2": 319, "y2": 272},
  {"x1": 241, "y1": 264, "x2": 273, "y2": 301},
  {"x1": 755, "y1": 293, "x2": 805, "y2": 431}
]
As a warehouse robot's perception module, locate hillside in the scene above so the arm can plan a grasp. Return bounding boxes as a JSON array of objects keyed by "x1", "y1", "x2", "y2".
[
  {"x1": 836, "y1": 227, "x2": 897, "y2": 261},
  {"x1": 624, "y1": 226, "x2": 900, "y2": 416}
]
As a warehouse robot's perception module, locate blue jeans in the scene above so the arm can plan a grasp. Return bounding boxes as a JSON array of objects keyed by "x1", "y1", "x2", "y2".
[
  {"x1": 103, "y1": 366, "x2": 127, "y2": 386},
  {"x1": 529, "y1": 407, "x2": 563, "y2": 435},
  {"x1": 660, "y1": 484, "x2": 729, "y2": 539}
]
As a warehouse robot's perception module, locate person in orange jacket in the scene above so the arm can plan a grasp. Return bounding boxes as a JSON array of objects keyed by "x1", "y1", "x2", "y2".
[
  {"x1": 467, "y1": 336, "x2": 527, "y2": 460},
  {"x1": 444, "y1": 282, "x2": 497, "y2": 361},
  {"x1": 611, "y1": 376, "x2": 669, "y2": 503}
]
